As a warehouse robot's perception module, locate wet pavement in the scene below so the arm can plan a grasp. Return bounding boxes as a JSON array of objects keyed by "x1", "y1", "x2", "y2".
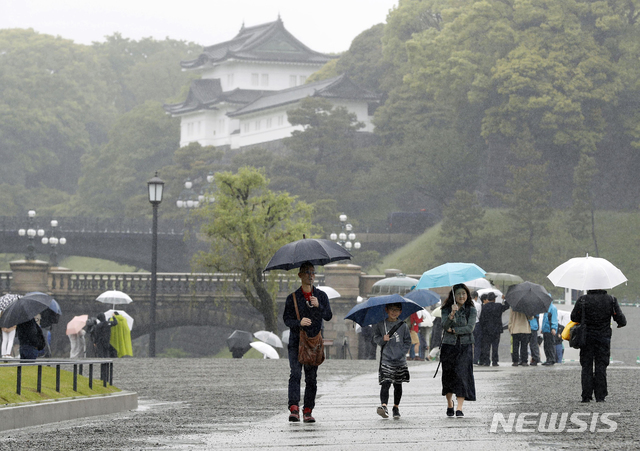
[{"x1": 2, "y1": 357, "x2": 637, "y2": 450}]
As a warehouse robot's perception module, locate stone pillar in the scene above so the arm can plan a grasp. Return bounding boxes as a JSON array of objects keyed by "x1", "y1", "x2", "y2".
[
  {"x1": 9, "y1": 259, "x2": 50, "y2": 294},
  {"x1": 324, "y1": 263, "x2": 362, "y2": 299}
]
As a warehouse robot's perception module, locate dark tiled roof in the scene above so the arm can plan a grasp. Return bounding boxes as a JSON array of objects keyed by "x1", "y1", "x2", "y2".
[
  {"x1": 163, "y1": 80, "x2": 265, "y2": 115},
  {"x1": 227, "y1": 74, "x2": 380, "y2": 117},
  {"x1": 181, "y1": 18, "x2": 335, "y2": 69}
]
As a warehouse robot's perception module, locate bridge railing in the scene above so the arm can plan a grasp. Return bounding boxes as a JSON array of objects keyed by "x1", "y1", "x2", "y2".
[
  {"x1": 0, "y1": 216, "x2": 187, "y2": 235},
  {"x1": 49, "y1": 271, "x2": 325, "y2": 297}
]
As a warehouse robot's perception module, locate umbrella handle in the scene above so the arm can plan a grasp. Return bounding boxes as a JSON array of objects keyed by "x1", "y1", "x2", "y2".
[{"x1": 433, "y1": 360, "x2": 441, "y2": 378}]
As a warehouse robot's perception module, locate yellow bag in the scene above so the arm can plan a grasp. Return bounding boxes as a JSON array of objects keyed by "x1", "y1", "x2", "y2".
[{"x1": 562, "y1": 321, "x2": 578, "y2": 341}]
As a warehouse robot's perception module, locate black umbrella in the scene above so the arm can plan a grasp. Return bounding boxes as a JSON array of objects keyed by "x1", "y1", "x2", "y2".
[
  {"x1": 0, "y1": 292, "x2": 61, "y2": 328},
  {"x1": 264, "y1": 238, "x2": 352, "y2": 271},
  {"x1": 40, "y1": 299, "x2": 62, "y2": 328},
  {"x1": 505, "y1": 282, "x2": 552, "y2": 317},
  {"x1": 226, "y1": 330, "x2": 253, "y2": 358}
]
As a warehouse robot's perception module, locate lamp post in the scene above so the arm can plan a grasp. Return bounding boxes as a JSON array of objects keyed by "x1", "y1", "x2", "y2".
[
  {"x1": 18, "y1": 210, "x2": 45, "y2": 260},
  {"x1": 41, "y1": 220, "x2": 66, "y2": 267},
  {"x1": 176, "y1": 172, "x2": 215, "y2": 210},
  {"x1": 329, "y1": 214, "x2": 361, "y2": 253},
  {"x1": 147, "y1": 172, "x2": 164, "y2": 358}
]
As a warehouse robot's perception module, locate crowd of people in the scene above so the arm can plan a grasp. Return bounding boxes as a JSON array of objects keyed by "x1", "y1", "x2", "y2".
[{"x1": 284, "y1": 268, "x2": 627, "y2": 423}]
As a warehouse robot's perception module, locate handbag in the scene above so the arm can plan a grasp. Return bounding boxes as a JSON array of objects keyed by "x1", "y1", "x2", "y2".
[
  {"x1": 293, "y1": 292, "x2": 325, "y2": 366},
  {"x1": 569, "y1": 303, "x2": 586, "y2": 349}
]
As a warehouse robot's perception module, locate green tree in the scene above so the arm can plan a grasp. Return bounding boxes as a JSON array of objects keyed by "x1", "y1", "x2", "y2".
[
  {"x1": 435, "y1": 190, "x2": 486, "y2": 263},
  {"x1": 193, "y1": 167, "x2": 315, "y2": 332},
  {"x1": 497, "y1": 131, "x2": 552, "y2": 272},
  {"x1": 72, "y1": 101, "x2": 179, "y2": 216},
  {"x1": 0, "y1": 29, "x2": 117, "y2": 197}
]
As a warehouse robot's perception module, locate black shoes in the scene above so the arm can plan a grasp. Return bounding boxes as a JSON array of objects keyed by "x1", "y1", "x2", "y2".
[
  {"x1": 377, "y1": 405, "x2": 389, "y2": 418},
  {"x1": 492, "y1": 362, "x2": 499, "y2": 367},
  {"x1": 446, "y1": 407, "x2": 455, "y2": 417},
  {"x1": 456, "y1": 410, "x2": 464, "y2": 417},
  {"x1": 392, "y1": 406, "x2": 401, "y2": 419},
  {"x1": 520, "y1": 362, "x2": 529, "y2": 366},
  {"x1": 542, "y1": 361, "x2": 555, "y2": 366},
  {"x1": 512, "y1": 363, "x2": 519, "y2": 367}
]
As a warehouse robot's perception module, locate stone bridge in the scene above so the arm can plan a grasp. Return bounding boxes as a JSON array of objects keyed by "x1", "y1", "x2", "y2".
[
  {"x1": 0, "y1": 216, "x2": 416, "y2": 273},
  {"x1": 1, "y1": 263, "x2": 384, "y2": 357},
  {"x1": 0, "y1": 216, "x2": 198, "y2": 272}
]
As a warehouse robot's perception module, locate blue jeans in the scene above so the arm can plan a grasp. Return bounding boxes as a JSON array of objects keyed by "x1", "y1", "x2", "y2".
[
  {"x1": 20, "y1": 345, "x2": 38, "y2": 360},
  {"x1": 288, "y1": 347, "x2": 318, "y2": 410}
]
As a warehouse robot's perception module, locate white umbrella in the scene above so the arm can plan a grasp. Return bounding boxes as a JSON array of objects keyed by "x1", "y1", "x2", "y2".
[
  {"x1": 465, "y1": 278, "x2": 492, "y2": 290},
  {"x1": 250, "y1": 341, "x2": 279, "y2": 359},
  {"x1": 281, "y1": 330, "x2": 290, "y2": 346},
  {"x1": 104, "y1": 309, "x2": 134, "y2": 330},
  {"x1": 316, "y1": 286, "x2": 340, "y2": 299},
  {"x1": 556, "y1": 309, "x2": 572, "y2": 327},
  {"x1": 254, "y1": 330, "x2": 283, "y2": 348},
  {"x1": 547, "y1": 255, "x2": 627, "y2": 290},
  {"x1": 96, "y1": 290, "x2": 133, "y2": 309}
]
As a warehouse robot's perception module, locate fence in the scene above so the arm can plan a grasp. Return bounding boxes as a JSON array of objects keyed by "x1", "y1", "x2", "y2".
[{"x1": 0, "y1": 358, "x2": 114, "y2": 395}]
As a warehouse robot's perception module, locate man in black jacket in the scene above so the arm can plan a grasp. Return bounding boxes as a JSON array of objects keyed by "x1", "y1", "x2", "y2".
[
  {"x1": 571, "y1": 290, "x2": 626, "y2": 403},
  {"x1": 478, "y1": 293, "x2": 509, "y2": 366},
  {"x1": 282, "y1": 262, "x2": 332, "y2": 423}
]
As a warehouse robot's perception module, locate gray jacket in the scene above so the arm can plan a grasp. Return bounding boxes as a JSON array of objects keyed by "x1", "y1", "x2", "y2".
[{"x1": 372, "y1": 319, "x2": 412, "y2": 366}]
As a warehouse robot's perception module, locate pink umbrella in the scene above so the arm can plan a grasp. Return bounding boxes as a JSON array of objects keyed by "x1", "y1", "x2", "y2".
[{"x1": 66, "y1": 315, "x2": 88, "y2": 335}]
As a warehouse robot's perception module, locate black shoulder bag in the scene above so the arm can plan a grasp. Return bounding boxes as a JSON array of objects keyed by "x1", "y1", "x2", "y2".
[{"x1": 569, "y1": 302, "x2": 586, "y2": 349}]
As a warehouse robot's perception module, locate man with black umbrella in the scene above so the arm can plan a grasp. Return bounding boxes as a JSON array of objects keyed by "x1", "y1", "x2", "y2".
[{"x1": 283, "y1": 261, "x2": 332, "y2": 423}]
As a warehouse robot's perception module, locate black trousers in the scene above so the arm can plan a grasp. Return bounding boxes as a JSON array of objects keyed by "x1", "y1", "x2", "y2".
[
  {"x1": 288, "y1": 347, "x2": 318, "y2": 410},
  {"x1": 511, "y1": 333, "x2": 529, "y2": 364},
  {"x1": 380, "y1": 381, "x2": 403, "y2": 406},
  {"x1": 543, "y1": 332, "x2": 557, "y2": 363},
  {"x1": 479, "y1": 333, "x2": 500, "y2": 365},
  {"x1": 529, "y1": 330, "x2": 540, "y2": 363},
  {"x1": 580, "y1": 334, "x2": 611, "y2": 401}
]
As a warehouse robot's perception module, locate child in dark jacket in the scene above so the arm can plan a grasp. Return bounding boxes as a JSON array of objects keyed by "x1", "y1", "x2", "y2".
[{"x1": 372, "y1": 303, "x2": 412, "y2": 419}]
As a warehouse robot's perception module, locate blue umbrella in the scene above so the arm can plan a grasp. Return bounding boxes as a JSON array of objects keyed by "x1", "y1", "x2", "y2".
[
  {"x1": 415, "y1": 262, "x2": 486, "y2": 289},
  {"x1": 404, "y1": 289, "x2": 440, "y2": 308},
  {"x1": 344, "y1": 294, "x2": 423, "y2": 327}
]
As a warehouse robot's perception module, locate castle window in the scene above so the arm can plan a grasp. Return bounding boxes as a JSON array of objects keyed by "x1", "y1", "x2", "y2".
[
  {"x1": 255, "y1": 120, "x2": 261, "y2": 131},
  {"x1": 243, "y1": 123, "x2": 250, "y2": 133},
  {"x1": 289, "y1": 75, "x2": 297, "y2": 87},
  {"x1": 299, "y1": 75, "x2": 307, "y2": 85},
  {"x1": 252, "y1": 73, "x2": 259, "y2": 86},
  {"x1": 277, "y1": 115, "x2": 284, "y2": 126},
  {"x1": 227, "y1": 73, "x2": 234, "y2": 88},
  {"x1": 266, "y1": 118, "x2": 272, "y2": 128},
  {"x1": 261, "y1": 74, "x2": 269, "y2": 86}
]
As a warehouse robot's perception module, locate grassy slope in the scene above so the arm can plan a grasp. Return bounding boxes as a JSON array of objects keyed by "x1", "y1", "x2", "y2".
[
  {"x1": 372, "y1": 209, "x2": 640, "y2": 302},
  {"x1": 0, "y1": 365, "x2": 120, "y2": 405}
]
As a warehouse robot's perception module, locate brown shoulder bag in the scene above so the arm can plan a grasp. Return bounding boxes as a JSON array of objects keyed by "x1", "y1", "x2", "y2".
[{"x1": 293, "y1": 292, "x2": 325, "y2": 366}]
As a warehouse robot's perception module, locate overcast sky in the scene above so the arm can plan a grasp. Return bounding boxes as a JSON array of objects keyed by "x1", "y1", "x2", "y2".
[{"x1": 0, "y1": 0, "x2": 399, "y2": 53}]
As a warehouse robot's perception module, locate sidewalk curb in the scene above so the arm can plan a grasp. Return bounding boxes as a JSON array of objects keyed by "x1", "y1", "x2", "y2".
[{"x1": 0, "y1": 390, "x2": 138, "y2": 432}]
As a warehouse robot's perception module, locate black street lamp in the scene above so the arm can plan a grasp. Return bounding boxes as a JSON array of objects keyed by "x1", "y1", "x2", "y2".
[
  {"x1": 18, "y1": 210, "x2": 44, "y2": 260},
  {"x1": 41, "y1": 220, "x2": 66, "y2": 267},
  {"x1": 147, "y1": 172, "x2": 164, "y2": 358}
]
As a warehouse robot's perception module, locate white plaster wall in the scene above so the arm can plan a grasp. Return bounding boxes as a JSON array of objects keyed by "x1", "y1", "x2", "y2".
[{"x1": 202, "y1": 61, "x2": 323, "y2": 91}]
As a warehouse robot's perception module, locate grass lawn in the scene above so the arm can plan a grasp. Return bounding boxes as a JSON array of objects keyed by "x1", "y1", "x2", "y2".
[{"x1": 0, "y1": 365, "x2": 121, "y2": 406}]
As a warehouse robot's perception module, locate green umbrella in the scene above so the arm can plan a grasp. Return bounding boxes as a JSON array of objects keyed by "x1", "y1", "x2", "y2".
[{"x1": 484, "y1": 272, "x2": 523, "y2": 292}]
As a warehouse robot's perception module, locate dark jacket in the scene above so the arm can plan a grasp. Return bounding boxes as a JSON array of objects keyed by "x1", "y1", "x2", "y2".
[
  {"x1": 571, "y1": 290, "x2": 626, "y2": 338},
  {"x1": 283, "y1": 286, "x2": 332, "y2": 350},
  {"x1": 479, "y1": 302, "x2": 509, "y2": 336},
  {"x1": 16, "y1": 318, "x2": 45, "y2": 349}
]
